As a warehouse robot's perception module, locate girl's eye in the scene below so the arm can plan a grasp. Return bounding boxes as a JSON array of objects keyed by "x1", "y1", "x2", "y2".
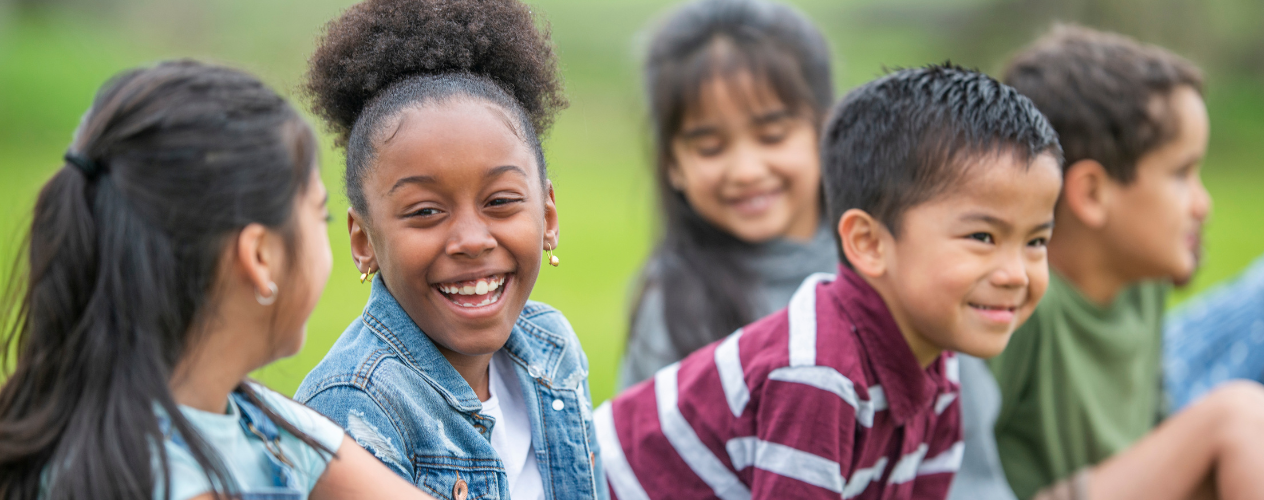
[
  {"x1": 968, "y1": 232, "x2": 994, "y2": 244},
  {"x1": 756, "y1": 122, "x2": 791, "y2": 145},
  {"x1": 1028, "y1": 236, "x2": 1049, "y2": 248},
  {"x1": 409, "y1": 207, "x2": 441, "y2": 217},
  {"x1": 488, "y1": 197, "x2": 521, "y2": 207}
]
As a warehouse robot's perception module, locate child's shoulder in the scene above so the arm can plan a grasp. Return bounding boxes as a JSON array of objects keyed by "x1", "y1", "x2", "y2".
[{"x1": 517, "y1": 299, "x2": 579, "y2": 343}]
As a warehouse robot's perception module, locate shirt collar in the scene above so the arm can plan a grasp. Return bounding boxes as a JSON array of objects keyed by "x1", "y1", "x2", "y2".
[
  {"x1": 826, "y1": 264, "x2": 945, "y2": 425},
  {"x1": 361, "y1": 276, "x2": 567, "y2": 412}
]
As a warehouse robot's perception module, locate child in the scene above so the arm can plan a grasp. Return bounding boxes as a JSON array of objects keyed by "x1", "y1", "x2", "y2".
[
  {"x1": 618, "y1": 0, "x2": 837, "y2": 389},
  {"x1": 1164, "y1": 252, "x2": 1264, "y2": 410},
  {"x1": 597, "y1": 64, "x2": 1064, "y2": 499},
  {"x1": 0, "y1": 61, "x2": 433, "y2": 499},
  {"x1": 294, "y1": 1, "x2": 603, "y2": 499},
  {"x1": 989, "y1": 25, "x2": 1210, "y2": 497}
]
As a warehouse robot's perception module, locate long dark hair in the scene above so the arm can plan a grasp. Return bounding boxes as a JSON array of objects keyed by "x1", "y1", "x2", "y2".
[
  {"x1": 0, "y1": 60, "x2": 331, "y2": 499},
  {"x1": 631, "y1": 0, "x2": 834, "y2": 357}
]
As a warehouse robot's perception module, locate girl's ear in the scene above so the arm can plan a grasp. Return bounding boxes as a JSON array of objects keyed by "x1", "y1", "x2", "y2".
[
  {"x1": 666, "y1": 161, "x2": 686, "y2": 192},
  {"x1": 235, "y1": 222, "x2": 281, "y2": 302},
  {"x1": 543, "y1": 180, "x2": 560, "y2": 249},
  {"x1": 348, "y1": 208, "x2": 377, "y2": 274},
  {"x1": 838, "y1": 209, "x2": 887, "y2": 278}
]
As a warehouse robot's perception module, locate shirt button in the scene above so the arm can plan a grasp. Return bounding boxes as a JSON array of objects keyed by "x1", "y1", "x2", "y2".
[
  {"x1": 552, "y1": 399, "x2": 565, "y2": 411},
  {"x1": 453, "y1": 479, "x2": 469, "y2": 500}
]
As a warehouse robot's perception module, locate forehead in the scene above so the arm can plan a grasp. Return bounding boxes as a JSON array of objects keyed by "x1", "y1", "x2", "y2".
[
  {"x1": 1155, "y1": 86, "x2": 1208, "y2": 154},
  {"x1": 914, "y1": 151, "x2": 1063, "y2": 217},
  {"x1": 682, "y1": 71, "x2": 787, "y2": 125},
  {"x1": 371, "y1": 100, "x2": 537, "y2": 186}
]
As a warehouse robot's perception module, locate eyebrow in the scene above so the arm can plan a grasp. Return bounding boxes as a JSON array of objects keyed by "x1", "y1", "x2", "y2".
[
  {"x1": 961, "y1": 212, "x2": 1055, "y2": 232},
  {"x1": 486, "y1": 164, "x2": 528, "y2": 180},
  {"x1": 751, "y1": 109, "x2": 793, "y2": 125},
  {"x1": 678, "y1": 125, "x2": 720, "y2": 141},
  {"x1": 388, "y1": 175, "x2": 437, "y2": 194}
]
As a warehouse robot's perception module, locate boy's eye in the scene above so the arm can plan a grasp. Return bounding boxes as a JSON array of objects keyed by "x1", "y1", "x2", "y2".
[
  {"x1": 1028, "y1": 236, "x2": 1049, "y2": 248},
  {"x1": 967, "y1": 232, "x2": 994, "y2": 244}
]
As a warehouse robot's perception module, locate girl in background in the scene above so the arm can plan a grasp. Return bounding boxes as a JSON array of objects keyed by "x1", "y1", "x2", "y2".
[
  {"x1": 294, "y1": 1, "x2": 603, "y2": 499},
  {"x1": 619, "y1": 0, "x2": 838, "y2": 388},
  {"x1": 0, "y1": 61, "x2": 433, "y2": 500}
]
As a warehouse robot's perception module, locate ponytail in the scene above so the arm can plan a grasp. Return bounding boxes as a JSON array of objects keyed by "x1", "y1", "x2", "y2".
[{"x1": 0, "y1": 60, "x2": 327, "y2": 500}]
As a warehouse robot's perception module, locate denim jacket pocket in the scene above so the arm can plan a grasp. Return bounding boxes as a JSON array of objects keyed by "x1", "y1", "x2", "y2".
[{"x1": 415, "y1": 455, "x2": 503, "y2": 500}]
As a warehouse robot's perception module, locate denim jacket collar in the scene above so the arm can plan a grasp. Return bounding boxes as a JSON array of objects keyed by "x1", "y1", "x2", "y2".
[{"x1": 361, "y1": 276, "x2": 572, "y2": 413}]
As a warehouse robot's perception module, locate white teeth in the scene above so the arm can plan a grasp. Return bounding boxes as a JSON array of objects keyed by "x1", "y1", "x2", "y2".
[{"x1": 439, "y1": 275, "x2": 506, "y2": 297}]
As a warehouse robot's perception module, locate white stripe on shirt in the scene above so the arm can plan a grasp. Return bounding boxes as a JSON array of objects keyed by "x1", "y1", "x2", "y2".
[
  {"x1": 767, "y1": 365, "x2": 887, "y2": 427},
  {"x1": 714, "y1": 329, "x2": 749, "y2": 418},
  {"x1": 934, "y1": 393, "x2": 957, "y2": 415},
  {"x1": 916, "y1": 441, "x2": 964, "y2": 476},
  {"x1": 887, "y1": 444, "x2": 930, "y2": 484},
  {"x1": 843, "y1": 457, "x2": 889, "y2": 499},
  {"x1": 595, "y1": 401, "x2": 650, "y2": 500},
  {"x1": 788, "y1": 273, "x2": 835, "y2": 367},
  {"x1": 656, "y1": 363, "x2": 752, "y2": 500},
  {"x1": 724, "y1": 437, "x2": 845, "y2": 493}
]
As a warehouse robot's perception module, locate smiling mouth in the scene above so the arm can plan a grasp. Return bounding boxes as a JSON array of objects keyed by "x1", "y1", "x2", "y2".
[
  {"x1": 728, "y1": 189, "x2": 782, "y2": 216},
  {"x1": 969, "y1": 302, "x2": 1018, "y2": 322},
  {"x1": 435, "y1": 274, "x2": 509, "y2": 308}
]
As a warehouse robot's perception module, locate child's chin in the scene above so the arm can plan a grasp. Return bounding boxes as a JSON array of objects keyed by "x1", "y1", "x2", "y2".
[{"x1": 954, "y1": 333, "x2": 1014, "y2": 360}]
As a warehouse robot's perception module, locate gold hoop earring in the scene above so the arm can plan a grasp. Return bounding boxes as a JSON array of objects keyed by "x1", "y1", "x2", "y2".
[
  {"x1": 360, "y1": 268, "x2": 376, "y2": 284},
  {"x1": 545, "y1": 245, "x2": 559, "y2": 267}
]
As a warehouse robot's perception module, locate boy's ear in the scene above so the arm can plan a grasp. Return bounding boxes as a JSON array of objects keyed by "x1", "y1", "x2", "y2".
[
  {"x1": 348, "y1": 208, "x2": 377, "y2": 274},
  {"x1": 1062, "y1": 159, "x2": 1111, "y2": 229},
  {"x1": 839, "y1": 209, "x2": 887, "y2": 278}
]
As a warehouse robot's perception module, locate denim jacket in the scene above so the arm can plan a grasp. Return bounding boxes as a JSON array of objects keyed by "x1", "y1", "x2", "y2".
[{"x1": 296, "y1": 278, "x2": 606, "y2": 500}]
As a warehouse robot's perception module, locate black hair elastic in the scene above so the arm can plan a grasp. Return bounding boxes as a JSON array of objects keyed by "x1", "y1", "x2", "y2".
[{"x1": 64, "y1": 152, "x2": 105, "y2": 180}]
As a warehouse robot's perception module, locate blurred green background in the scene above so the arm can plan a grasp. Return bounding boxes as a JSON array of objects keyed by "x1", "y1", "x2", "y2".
[{"x1": 1, "y1": 0, "x2": 1261, "y2": 404}]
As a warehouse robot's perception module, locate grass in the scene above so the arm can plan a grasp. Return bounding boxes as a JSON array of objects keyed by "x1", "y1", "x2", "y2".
[{"x1": 1, "y1": 0, "x2": 1262, "y2": 404}]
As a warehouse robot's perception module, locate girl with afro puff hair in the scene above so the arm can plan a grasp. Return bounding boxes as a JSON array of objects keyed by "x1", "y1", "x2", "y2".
[{"x1": 294, "y1": 1, "x2": 605, "y2": 499}]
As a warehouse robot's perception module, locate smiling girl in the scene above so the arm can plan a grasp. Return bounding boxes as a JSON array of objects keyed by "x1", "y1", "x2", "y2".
[
  {"x1": 619, "y1": 0, "x2": 838, "y2": 388},
  {"x1": 294, "y1": 1, "x2": 602, "y2": 499}
]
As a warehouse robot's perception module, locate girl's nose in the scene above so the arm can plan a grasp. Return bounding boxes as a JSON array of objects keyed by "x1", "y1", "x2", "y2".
[{"x1": 445, "y1": 212, "x2": 498, "y2": 258}]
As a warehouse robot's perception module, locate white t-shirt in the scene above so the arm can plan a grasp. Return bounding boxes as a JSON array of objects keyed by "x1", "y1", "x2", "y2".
[{"x1": 483, "y1": 351, "x2": 545, "y2": 500}]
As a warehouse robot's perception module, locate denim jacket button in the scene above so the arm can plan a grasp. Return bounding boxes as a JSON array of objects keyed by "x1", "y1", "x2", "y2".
[
  {"x1": 552, "y1": 399, "x2": 564, "y2": 411},
  {"x1": 453, "y1": 479, "x2": 469, "y2": 500}
]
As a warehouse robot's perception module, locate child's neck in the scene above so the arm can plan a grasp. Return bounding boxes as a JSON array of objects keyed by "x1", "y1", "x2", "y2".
[
  {"x1": 1047, "y1": 219, "x2": 1131, "y2": 306},
  {"x1": 434, "y1": 344, "x2": 495, "y2": 401},
  {"x1": 170, "y1": 322, "x2": 267, "y2": 414},
  {"x1": 860, "y1": 274, "x2": 943, "y2": 369}
]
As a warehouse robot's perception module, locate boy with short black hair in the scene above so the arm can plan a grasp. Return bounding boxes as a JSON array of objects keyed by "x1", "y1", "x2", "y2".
[
  {"x1": 989, "y1": 25, "x2": 1210, "y2": 498},
  {"x1": 595, "y1": 63, "x2": 1064, "y2": 500}
]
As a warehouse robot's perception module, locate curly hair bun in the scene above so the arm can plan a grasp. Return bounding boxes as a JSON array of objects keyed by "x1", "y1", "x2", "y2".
[{"x1": 306, "y1": 0, "x2": 566, "y2": 146}]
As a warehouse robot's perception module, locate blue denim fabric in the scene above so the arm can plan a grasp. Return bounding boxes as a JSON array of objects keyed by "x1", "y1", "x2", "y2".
[
  {"x1": 159, "y1": 391, "x2": 304, "y2": 500},
  {"x1": 1165, "y1": 255, "x2": 1264, "y2": 412},
  {"x1": 295, "y1": 277, "x2": 606, "y2": 500}
]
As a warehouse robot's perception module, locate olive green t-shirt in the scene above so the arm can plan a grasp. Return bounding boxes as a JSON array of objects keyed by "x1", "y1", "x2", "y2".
[{"x1": 990, "y1": 272, "x2": 1167, "y2": 499}]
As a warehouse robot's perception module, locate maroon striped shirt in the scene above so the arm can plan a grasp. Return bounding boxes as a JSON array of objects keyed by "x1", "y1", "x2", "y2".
[{"x1": 597, "y1": 265, "x2": 963, "y2": 500}]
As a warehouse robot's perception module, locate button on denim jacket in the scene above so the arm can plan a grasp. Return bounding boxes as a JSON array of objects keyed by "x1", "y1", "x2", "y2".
[{"x1": 296, "y1": 278, "x2": 606, "y2": 500}]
